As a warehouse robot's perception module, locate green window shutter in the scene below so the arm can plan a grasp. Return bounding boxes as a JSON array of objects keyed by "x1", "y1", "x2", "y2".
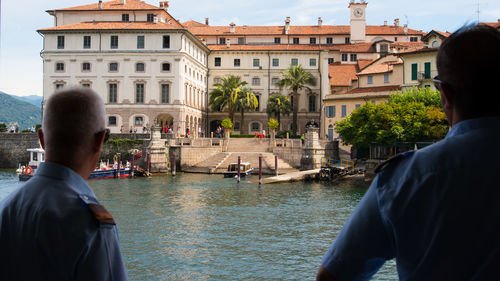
[
  {"x1": 424, "y1": 62, "x2": 431, "y2": 79},
  {"x1": 411, "y1": 63, "x2": 418, "y2": 80}
]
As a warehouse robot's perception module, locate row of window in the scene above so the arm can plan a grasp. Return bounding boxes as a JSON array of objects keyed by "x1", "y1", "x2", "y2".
[
  {"x1": 120, "y1": 13, "x2": 156, "y2": 22},
  {"x1": 341, "y1": 54, "x2": 357, "y2": 62},
  {"x1": 214, "y1": 57, "x2": 318, "y2": 67},
  {"x1": 325, "y1": 104, "x2": 362, "y2": 118},
  {"x1": 217, "y1": 37, "x2": 350, "y2": 45},
  {"x1": 56, "y1": 35, "x2": 170, "y2": 49},
  {"x1": 54, "y1": 61, "x2": 171, "y2": 73},
  {"x1": 107, "y1": 116, "x2": 145, "y2": 127},
  {"x1": 367, "y1": 73, "x2": 391, "y2": 84},
  {"x1": 107, "y1": 83, "x2": 171, "y2": 104}
]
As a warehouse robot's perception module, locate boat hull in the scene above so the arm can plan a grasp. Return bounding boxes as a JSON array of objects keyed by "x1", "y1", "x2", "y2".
[
  {"x1": 223, "y1": 169, "x2": 253, "y2": 178},
  {"x1": 88, "y1": 168, "x2": 132, "y2": 179}
]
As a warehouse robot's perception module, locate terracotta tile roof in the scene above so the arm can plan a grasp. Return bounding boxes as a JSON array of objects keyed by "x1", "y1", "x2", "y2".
[
  {"x1": 347, "y1": 85, "x2": 401, "y2": 94},
  {"x1": 332, "y1": 43, "x2": 375, "y2": 53},
  {"x1": 483, "y1": 22, "x2": 500, "y2": 29},
  {"x1": 182, "y1": 20, "x2": 208, "y2": 28},
  {"x1": 53, "y1": 0, "x2": 161, "y2": 11},
  {"x1": 366, "y1": 25, "x2": 425, "y2": 35},
  {"x1": 329, "y1": 63, "x2": 359, "y2": 87},
  {"x1": 435, "y1": 30, "x2": 452, "y2": 37},
  {"x1": 398, "y1": 47, "x2": 438, "y2": 55},
  {"x1": 38, "y1": 21, "x2": 183, "y2": 32},
  {"x1": 357, "y1": 59, "x2": 373, "y2": 70},
  {"x1": 188, "y1": 25, "x2": 285, "y2": 36},
  {"x1": 186, "y1": 24, "x2": 425, "y2": 36}
]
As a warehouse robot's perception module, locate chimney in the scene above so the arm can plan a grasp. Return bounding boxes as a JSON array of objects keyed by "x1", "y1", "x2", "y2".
[
  {"x1": 205, "y1": 18, "x2": 209, "y2": 25},
  {"x1": 159, "y1": 1, "x2": 169, "y2": 11},
  {"x1": 318, "y1": 17, "x2": 323, "y2": 27},
  {"x1": 121, "y1": 0, "x2": 126, "y2": 5},
  {"x1": 226, "y1": 38, "x2": 231, "y2": 48},
  {"x1": 98, "y1": 0, "x2": 103, "y2": 9},
  {"x1": 404, "y1": 24, "x2": 408, "y2": 35},
  {"x1": 383, "y1": 20, "x2": 388, "y2": 26},
  {"x1": 230, "y1": 22, "x2": 236, "y2": 33},
  {"x1": 285, "y1": 17, "x2": 291, "y2": 34},
  {"x1": 394, "y1": 18, "x2": 400, "y2": 27}
]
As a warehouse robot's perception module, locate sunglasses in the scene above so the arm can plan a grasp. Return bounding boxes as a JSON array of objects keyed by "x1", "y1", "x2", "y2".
[
  {"x1": 432, "y1": 75, "x2": 452, "y2": 91},
  {"x1": 95, "y1": 128, "x2": 110, "y2": 143}
]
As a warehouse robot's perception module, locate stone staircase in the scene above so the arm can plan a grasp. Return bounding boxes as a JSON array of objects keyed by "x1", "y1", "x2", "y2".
[{"x1": 183, "y1": 138, "x2": 299, "y2": 175}]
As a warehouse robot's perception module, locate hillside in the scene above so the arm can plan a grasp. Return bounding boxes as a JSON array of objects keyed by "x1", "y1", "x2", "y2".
[
  {"x1": 0, "y1": 92, "x2": 42, "y2": 130},
  {"x1": 10, "y1": 94, "x2": 43, "y2": 108}
]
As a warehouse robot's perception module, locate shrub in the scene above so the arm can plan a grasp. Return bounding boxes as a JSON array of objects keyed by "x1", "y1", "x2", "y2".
[{"x1": 221, "y1": 118, "x2": 233, "y2": 129}]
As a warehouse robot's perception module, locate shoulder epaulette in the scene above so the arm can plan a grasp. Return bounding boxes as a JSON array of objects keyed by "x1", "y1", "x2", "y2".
[
  {"x1": 87, "y1": 203, "x2": 116, "y2": 225},
  {"x1": 374, "y1": 151, "x2": 415, "y2": 174}
]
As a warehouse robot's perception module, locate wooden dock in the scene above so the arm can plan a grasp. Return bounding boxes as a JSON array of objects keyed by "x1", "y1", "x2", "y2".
[{"x1": 262, "y1": 169, "x2": 320, "y2": 184}]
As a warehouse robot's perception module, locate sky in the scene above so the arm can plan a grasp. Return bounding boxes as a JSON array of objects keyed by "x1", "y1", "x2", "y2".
[{"x1": 0, "y1": 0, "x2": 499, "y2": 97}]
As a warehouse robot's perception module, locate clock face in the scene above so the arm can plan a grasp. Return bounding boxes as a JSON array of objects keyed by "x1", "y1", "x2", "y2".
[{"x1": 354, "y1": 8, "x2": 364, "y2": 17}]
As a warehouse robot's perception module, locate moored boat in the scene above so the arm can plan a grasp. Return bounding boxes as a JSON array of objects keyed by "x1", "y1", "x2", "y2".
[{"x1": 223, "y1": 162, "x2": 253, "y2": 178}]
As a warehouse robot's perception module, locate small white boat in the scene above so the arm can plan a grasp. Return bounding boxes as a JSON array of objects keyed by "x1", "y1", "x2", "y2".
[
  {"x1": 18, "y1": 148, "x2": 45, "y2": 181},
  {"x1": 223, "y1": 162, "x2": 253, "y2": 178}
]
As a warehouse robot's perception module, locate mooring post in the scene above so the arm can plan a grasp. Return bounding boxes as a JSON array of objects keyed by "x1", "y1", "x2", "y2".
[
  {"x1": 237, "y1": 155, "x2": 241, "y2": 183},
  {"x1": 172, "y1": 153, "x2": 177, "y2": 176},
  {"x1": 117, "y1": 153, "x2": 121, "y2": 178},
  {"x1": 275, "y1": 155, "x2": 278, "y2": 176},
  {"x1": 146, "y1": 152, "x2": 151, "y2": 176},
  {"x1": 130, "y1": 153, "x2": 134, "y2": 178},
  {"x1": 259, "y1": 154, "x2": 262, "y2": 185}
]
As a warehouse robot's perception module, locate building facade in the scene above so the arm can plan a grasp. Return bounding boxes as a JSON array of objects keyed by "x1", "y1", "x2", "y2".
[{"x1": 39, "y1": 0, "x2": 425, "y2": 136}]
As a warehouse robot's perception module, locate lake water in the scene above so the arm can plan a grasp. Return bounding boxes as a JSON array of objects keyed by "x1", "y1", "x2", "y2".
[{"x1": 0, "y1": 170, "x2": 397, "y2": 280}]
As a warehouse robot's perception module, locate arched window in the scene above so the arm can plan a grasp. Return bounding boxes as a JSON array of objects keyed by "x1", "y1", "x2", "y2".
[
  {"x1": 251, "y1": 122, "x2": 260, "y2": 131},
  {"x1": 234, "y1": 122, "x2": 240, "y2": 130},
  {"x1": 328, "y1": 124, "x2": 334, "y2": 141}
]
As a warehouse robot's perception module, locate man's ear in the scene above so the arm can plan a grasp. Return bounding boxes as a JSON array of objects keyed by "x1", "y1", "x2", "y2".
[
  {"x1": 439, "y1": 84, "x2": 455, "y2": 125},
  {"x1": 37, "y1": 128, "x2": 45, "y2": 149}
]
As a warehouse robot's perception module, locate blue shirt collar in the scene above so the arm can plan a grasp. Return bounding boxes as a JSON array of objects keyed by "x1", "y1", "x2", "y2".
[
  {"x1": 446, "y1": 116, "x2": 500, "y2": 138},
  {"x1": 35, "y1": 162, "x2": 96, "y2": 199}
]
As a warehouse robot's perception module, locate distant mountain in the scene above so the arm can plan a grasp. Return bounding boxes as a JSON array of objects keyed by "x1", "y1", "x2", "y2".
[
  {"x1": 0, "y1": 92, "x2": 42, "y2": 130},
  {"x1": 9, "y1": 94, "x2": 43, "y2": 108}
]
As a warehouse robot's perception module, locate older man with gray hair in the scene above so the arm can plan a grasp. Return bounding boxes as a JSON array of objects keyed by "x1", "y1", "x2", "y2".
[{"x1": 0, "y1": 88, "x2": 128, "y2": 280}]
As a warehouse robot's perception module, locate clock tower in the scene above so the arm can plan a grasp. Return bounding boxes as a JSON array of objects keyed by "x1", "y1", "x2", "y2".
[{"x1": 349, "y1": 1, "x2": 367, "y2": 43}]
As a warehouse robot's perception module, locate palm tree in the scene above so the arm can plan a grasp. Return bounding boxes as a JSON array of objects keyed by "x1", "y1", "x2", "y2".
[
  {"x1": 266, "y1": 93, "x2": 291, "y2": 131},
  {"x1": 233, "y1": 87, "x2": 258, "y2": 134},
  {"x1": 278, "y1": 65, "x2": 316, "y2": 134},
  {"x1": 209, "y1": 75, "x2": 248, "y2": 122}
]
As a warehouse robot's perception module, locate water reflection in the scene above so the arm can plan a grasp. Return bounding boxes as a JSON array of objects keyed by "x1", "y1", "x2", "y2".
[{"x1": 0, "y1": 171, "x2": 396, "y2": 280}]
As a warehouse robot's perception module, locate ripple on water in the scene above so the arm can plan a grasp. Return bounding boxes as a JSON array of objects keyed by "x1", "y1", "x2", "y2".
[{"x1": 0, "y1": 171, "x2": 397, "y2": 281}]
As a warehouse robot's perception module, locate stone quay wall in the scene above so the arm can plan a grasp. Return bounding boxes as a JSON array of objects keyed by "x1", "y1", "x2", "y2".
[{"x1": 0, "y1": 133, "x2": 41, "y2": 168}]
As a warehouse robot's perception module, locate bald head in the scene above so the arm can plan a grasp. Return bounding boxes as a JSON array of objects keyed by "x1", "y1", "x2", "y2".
[
  {"x1": 42, "y1": 87, "x2": 105, "y2": 154},
  {"x1": 437, "y1": 24, "x2": 500, "y2": 118}
]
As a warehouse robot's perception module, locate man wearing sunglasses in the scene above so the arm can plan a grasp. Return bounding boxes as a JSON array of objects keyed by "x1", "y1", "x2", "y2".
[
  {"x1": 0, "y1": 88, "x2": 127, "y2": 280},
  {"x1": 317, "y1": 24, "x2": 500, "y2": 281}
]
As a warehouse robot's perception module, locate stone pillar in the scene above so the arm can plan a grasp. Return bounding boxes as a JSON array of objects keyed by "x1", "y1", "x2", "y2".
[
  {"x1": 148, "y1": 125, "x2": 169, "y2": 173},
  {"x1": 300, "y1": 127, "x2": 326, "y2": 170}
]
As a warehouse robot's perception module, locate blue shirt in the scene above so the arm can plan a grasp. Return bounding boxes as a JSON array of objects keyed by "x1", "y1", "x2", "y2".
[
  {"x1": 0, "y1": 162, "x2": 128, "y2": 281},
  {"x1": 322, "y1": 117, "x2": 500, "y2": 281}
]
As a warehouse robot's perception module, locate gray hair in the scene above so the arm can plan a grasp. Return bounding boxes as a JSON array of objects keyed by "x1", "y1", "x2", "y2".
[{"x1": 42, "y1": 87, "x2": 105, "y2": 152}]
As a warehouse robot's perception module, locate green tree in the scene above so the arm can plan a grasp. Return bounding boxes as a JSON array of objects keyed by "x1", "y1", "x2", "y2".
[
  {"x1": 278, "y1": 65, "x2": 316, "y2": 134},
  {"x1": 335, "y1": 88, "x2": 448, "y2": 148},
  {"x1": 209, "y1": 75, "x2": 247, "y2": 122},
  {"x1": 266, "y1": 93, "x2": 291, "y2": 130},
  {"x1": 0, "y1": 123, "x2": 6, "y2": 133},
  {"x1": 221, "y1": 118, "x2": 233, "y2": 129},
  {"x1": 233, "y1": 87, "x2": 258, "y2": 134},
  {"x1": 267, "y1": 118, "x2": 279, "y2": 131}
]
